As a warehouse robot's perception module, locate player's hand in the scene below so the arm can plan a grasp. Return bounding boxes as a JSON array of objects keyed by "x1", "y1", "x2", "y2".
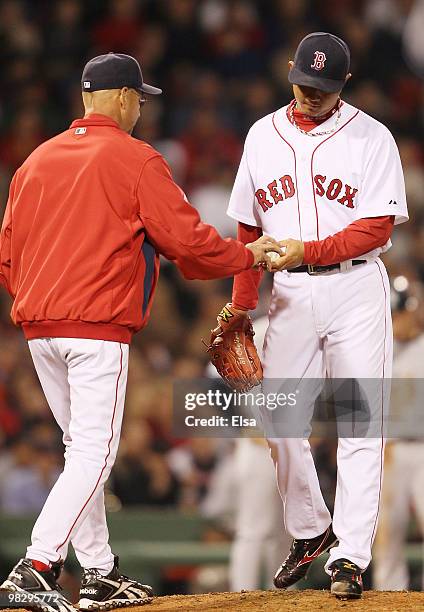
[
  {"x1": 246, "y1": 235, "x2": 284, "y2": 268},
  {"x1": 268, "y1": 239, "x2": 305, "y2": 271}
]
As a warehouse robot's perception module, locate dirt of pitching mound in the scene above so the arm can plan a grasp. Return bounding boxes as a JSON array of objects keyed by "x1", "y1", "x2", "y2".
[
  {"x1": 5, "y1": 590, "x2": 424, "y2": 612},
  {"x1": 142, "y1": 589, "x2": 423, "y2": 611}
]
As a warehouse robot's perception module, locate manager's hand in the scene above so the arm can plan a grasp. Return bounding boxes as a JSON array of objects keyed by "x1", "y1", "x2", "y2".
[{"x1": 246, "y1": 235, "x2": 284, "y2": 268}]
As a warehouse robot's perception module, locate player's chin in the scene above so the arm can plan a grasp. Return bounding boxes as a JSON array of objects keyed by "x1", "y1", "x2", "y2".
[{"x1": 304, "y1": 103, "x2": 325, "y2": 116}]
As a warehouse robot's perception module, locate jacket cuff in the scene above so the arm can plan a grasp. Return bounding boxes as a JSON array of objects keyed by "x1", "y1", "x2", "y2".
[{"x1": 245, "y1": 248, "x2": 254, "y2": 268}]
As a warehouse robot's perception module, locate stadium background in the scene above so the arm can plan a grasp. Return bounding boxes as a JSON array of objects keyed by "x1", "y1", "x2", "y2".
[{"x1": 0, "y1": 0, "x2": 423, "y2": 598}]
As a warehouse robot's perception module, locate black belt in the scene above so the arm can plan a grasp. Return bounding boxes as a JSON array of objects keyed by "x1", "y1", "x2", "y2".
[{"x1": 287, "y1": 260, "x2": 367, "y2": 276}]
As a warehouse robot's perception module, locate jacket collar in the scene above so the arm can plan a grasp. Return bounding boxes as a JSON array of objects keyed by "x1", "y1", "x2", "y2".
[{"x1": 69, "y1": 114, "x2": 121, "y2": 129}]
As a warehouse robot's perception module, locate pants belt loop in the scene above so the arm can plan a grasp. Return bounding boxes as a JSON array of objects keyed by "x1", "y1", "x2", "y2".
[{"x1": 340, "y1": 260, "x2": 353, "y2": 273}]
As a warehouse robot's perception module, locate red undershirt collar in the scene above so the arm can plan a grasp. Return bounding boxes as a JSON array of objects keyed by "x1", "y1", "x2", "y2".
[
  {"x1": 69, "y1": 114, "x2": 121, "y2": 129},
  {"x1": 286, "y1": 99, "x2": 342, "y2": 132}
]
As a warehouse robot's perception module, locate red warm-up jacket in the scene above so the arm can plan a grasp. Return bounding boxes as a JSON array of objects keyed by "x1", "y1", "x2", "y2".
[{"x1": 0, "y1": 114, "x2": 253, "y2": 343}]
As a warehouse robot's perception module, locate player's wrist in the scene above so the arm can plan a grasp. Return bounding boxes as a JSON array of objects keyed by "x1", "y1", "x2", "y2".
[
  {"x1": 231, "y1": 303, "x2": 250, "y2": 314},
  {"x1": 302, "y1": 241, "x2": 317, "y2": 265},
  {"x1": 299, "y1": 240, "x2": 305, "y2": 263}
]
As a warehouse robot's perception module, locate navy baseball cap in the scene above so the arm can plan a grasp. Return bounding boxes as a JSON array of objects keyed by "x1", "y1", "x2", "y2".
[
  {"x1": 81, "y1": 52, "x2": 162, "y2": 95},
  {"x1": 288, "y1": 32, "x2": 350, "y2": 93}
]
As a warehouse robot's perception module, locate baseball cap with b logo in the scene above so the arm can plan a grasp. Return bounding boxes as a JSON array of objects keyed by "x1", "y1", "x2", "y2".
[
  {"x1": 81, "y1": 52, "x2": 162, "y2": 95},
  {"x1": 288, "y1": 32, "x2": 350, "y2": 93}
]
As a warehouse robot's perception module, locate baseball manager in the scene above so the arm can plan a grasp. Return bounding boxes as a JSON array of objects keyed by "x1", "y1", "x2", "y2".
[{"x1": 0, "y1": 52, "x2": 279, "y2": 611}]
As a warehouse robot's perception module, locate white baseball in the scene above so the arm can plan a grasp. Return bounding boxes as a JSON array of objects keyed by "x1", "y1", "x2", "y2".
[
  {"x1": 267, "y1": 251, "x2": 280, "y2": 262},
  {"x1": 267, "y1": 246, "x2": 286, "y2": 262}
]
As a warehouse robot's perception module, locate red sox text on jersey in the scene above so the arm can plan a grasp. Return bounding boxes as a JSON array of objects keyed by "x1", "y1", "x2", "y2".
[{"x1": 255, "y1": 175, "x2": 358, "y2": 213}]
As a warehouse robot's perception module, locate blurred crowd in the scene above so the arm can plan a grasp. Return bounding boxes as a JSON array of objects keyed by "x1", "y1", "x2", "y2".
[{"x1": 0, "y1": 0, "x2": 424, "y2": 531}]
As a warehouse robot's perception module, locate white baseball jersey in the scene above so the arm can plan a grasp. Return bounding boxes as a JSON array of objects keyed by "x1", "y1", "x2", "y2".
[{"x1": 228, "y1": 101, "x2": 408, "y2": 253}]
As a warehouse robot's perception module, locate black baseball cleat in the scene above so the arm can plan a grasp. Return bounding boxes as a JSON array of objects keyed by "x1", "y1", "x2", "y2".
[
  {"x1": 330, "y1": 558, "x2": 363, "y2": 599},
  {"x1": 0, "y1": 558, "x2": 76, "y2": 612},
  {"x1": 78, "y1": 556, "x2": 153, "y2": 610},
  {"x1": 274, "y1": 525, "x2": 338, "y2": 589}
]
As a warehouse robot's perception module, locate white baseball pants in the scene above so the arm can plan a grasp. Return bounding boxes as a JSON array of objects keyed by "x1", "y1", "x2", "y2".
[
  {"x1": 26, "y1": 338, "x2": 129, "y2": 573},
  {"x1": 261, "y1": 260, "x2": 392, "y2": 572},
  {"x1": 373, "y1": 441, "x2": 424, "y2": 590},
  {"x1": 229, "y1": 438, "x2": 291, "y2": 590}
]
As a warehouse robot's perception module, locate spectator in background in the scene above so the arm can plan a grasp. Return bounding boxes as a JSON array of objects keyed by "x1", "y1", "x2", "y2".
[
  {"x1": 398, "y1": 137, "x2": 424, "y2": 213},
  {"x1": 179, "y1": 108, "x2": 241, "y2": 190},
  {"x1": 167, "y1": 438, "x2": 229, "y2": 510},
  {"x1": 0, "y1": 108, "x2": 47, "y2": 171},
  {"x1": 403, "y1": 0, "x2": 424, "y2": 78},
  {"x1": 111, "y1": 419, "x2": 179, "y2": 507},
  {"x1": 159, "y1": 0, "x2": 202, "y2": 64},
  {"x1": 190, "y1": 167, "x2": 237, "y2": 238},
  {"x1": 0, "y1": 385, "x2": 21, "y2": 439},
  {"x1": 242, "y1": 78, "x2": 277, "y2": 131},
  {"x1": 44, "y1": 0, "x2": 88, "y2": 76},
  {"x1": 43, "y1": 0, "x2": 88, "y2": 122},
  {"x1": 0, "y1": 0, "x2": 41, "y2": 57},
  {"x1": 92, "y1": 0, "x2": 143, "y2": 55},
  {"x1": 205, "y1": 0, "x2": 265, "y2": 79},
  {"x1": 0, "y1": 433, "x2": 62, "y2": 514}
]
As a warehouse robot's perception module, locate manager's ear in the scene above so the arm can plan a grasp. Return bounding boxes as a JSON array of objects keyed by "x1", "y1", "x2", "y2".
[
  {"x1": 119, "y1": 87, "x2": 130, "y2": 109},
  {"x1": 345, "y1": 73, "x2": 352, "y2": 84},
  {"x1": 288, "y1": 60, "x2": 294, "y2": 70}
]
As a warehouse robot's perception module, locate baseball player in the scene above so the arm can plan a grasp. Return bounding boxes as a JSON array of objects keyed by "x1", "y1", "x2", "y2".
[
  {"x1": 212, "y1": 32, "x2": 408, "y2": 599},
  {"x1": 228, "y1": 318, "x2": 290, "y2": 591},
  {"x1": 373, "y1": 277, "x2": 424, "y2": 590},
  {"x1": 0, "y1": 52, "x2": 281, "y2": 611},
  {"x1": 206, "y1": 316, "x2": 290, "y2": 591}
]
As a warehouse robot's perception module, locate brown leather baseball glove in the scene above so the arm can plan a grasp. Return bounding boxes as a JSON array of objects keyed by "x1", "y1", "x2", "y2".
[{"x1": 204, "y1": 303, "x2": 263, "y2": 393}]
